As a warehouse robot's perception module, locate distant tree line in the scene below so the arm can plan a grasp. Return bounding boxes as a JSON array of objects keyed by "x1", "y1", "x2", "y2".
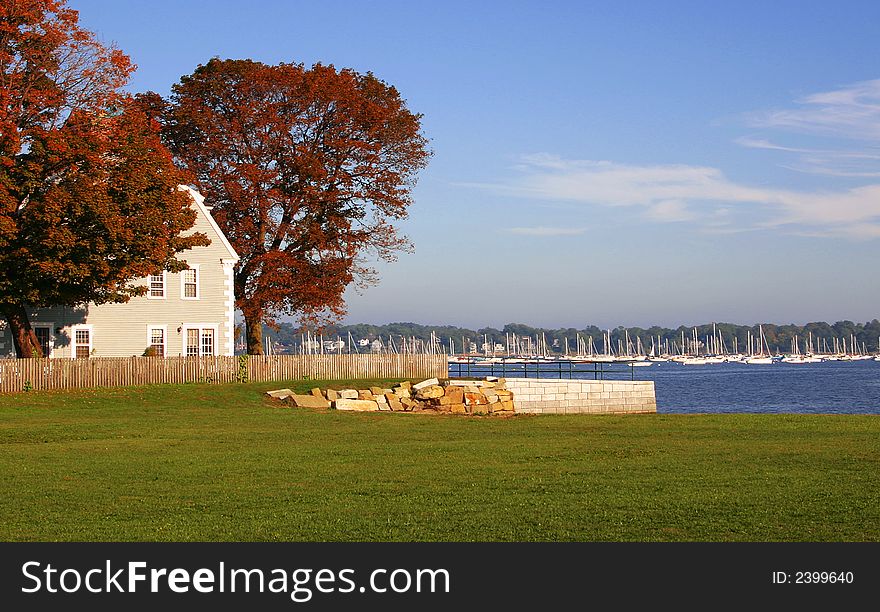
[{"x1": 253, "y1": 319, "x2": 880, "y2": 355}]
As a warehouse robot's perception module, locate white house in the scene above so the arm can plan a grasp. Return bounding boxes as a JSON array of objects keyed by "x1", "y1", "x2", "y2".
[{"x1": 0, "y1": 187, "x2": 239, "y2": 358}]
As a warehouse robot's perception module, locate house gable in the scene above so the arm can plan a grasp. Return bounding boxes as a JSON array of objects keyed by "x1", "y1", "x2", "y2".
[{"x1": 11, "y1": 187, "x2": 239, "y2": 358}]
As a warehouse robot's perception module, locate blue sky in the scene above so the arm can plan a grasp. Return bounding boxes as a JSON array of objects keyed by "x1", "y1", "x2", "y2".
[{"x1": 71, "y1": 0, "x2": 880, "y2": 329}]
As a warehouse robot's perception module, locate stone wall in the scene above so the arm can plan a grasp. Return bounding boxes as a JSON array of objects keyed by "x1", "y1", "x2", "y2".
[
  {"x1": 268, "y1": 377, "x2": 515, "y2": 415},
  {"x1": 267, "y1": 376, "x2": 656, "y2": 415},
  {"x1": 504, "y1": 378, "x2": 656, "y2": 414}
]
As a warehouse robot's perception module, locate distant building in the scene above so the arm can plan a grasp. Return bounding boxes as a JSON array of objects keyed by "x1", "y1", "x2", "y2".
[{"x1": 323, "y1": 339, "x2": 346, "y2": 352}]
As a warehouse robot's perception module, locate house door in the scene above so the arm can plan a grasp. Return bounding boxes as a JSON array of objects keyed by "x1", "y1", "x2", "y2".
[{"x1": 33, "y1": 326, "x2": 50, "y2": 357}]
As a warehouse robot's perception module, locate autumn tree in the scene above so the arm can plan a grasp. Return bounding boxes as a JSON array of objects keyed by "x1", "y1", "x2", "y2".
[
  {"x1": 160, "y1": 58, "x2": 431, "y2": 354},
  {"x1": 0, "y1": 0, "x2": 208, "y2": 357}
]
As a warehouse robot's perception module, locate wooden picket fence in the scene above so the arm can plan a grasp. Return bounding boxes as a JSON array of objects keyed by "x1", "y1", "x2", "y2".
[{"x1": 0, "y1": 354, "x2": 448, "y2": 394}]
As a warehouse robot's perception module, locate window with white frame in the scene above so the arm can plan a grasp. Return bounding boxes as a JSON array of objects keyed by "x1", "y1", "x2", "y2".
[
  {"x1": 185, "y1": 329, "x2": 199, "y2": 356},
  {"x1": 73, "y1": 326, "x2": 92, "y2": 359},
  {"x1": 201, "y1": 329, "x2": 214, "y2": 356},
  {"x1": 148, "y1": 273, "x2": 165, "y2": 298},
  {"x1": 148, "y1": 326, "x2": 165, "y2": 357},
  {"x1": 181, "y1": 266, "x2": 199, "y2": 299},
  {"x1": 184, "y1": 327, "x2": 216, "y2": 356}
]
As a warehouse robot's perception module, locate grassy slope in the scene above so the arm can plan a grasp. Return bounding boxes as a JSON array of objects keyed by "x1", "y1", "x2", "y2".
[{"x1": 0, "y1": 380, "x2": 877, "y2": 542}]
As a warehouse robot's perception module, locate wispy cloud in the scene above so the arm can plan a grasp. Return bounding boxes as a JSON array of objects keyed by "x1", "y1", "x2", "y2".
[
  {"x1": 750, "y1": 79, "x2": 880, "y2": 140},
  {"x1": 473, "y1": 81, "x2": 880, "y2": 241},
  {"x1": 737, "y1": 135, "x2": 880, "y2": 177},
  {"x1": 740, "y1": 80, "x2": 880, "y2": 177},
  {"x1": 644, "y1": 200, "x2": 694, "y2": 222},
  {"x1": 504, "y1": 226, "x2": 587, "y2": 236},
  {"x1": 476, "y1": 154, "x2": 880, "y2": 239}
]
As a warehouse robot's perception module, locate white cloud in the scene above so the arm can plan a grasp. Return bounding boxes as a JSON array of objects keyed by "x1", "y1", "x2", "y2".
[
  {"x1": 736, "y1": 136, "x2": 880, "y2": 159},
  {"x1": 736, "y1": 135, "x2": 880, "y2": 177},
  {"x1": 505, "y1": 226, "x2": 587, "y2": 236},
  {"x1": 740, "y1": 80, "x2": 880, "y2": 177},
  {"x1": 750, "y1": 79, "x2": 880, "y2": 141},
  {"x1": 470, "y1": 80, "x2": 880, "y2": 241},
  {"x1": 477, "y1": 155, "x2": 880, "y2": 239},
  {"x1": 645, "y1": 200, "x2": 694, "y2": 222}
]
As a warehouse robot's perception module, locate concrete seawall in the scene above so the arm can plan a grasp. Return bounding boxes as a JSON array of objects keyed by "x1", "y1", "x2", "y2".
[{"x1": 504, "y1": 378, "x2": 656, "y2": 414}]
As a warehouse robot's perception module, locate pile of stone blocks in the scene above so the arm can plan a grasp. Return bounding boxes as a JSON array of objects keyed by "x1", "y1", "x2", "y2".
[{"x1": 266, "y1": 377, "x2": 515, "y2": 415}]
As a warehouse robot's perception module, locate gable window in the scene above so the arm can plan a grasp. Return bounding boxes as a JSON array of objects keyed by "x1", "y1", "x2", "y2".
[
  {"x1": 147, "y1": 326, "x2": 166, "y2": 357},
  {"x1": 148, "y1": 273, "x2": 166, "y2": 299},
  {"x1": 73, "y1": 326, "x2": 92, "y2": 359},
  {"x1": 184, "y1": 326, "x2": 216, "y2": 356},
  {"x1": 181, "y1": 266, "x2": 199, "y2": 300}
]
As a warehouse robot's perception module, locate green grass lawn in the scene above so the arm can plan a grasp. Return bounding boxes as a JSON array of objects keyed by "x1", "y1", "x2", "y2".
[{"x1": 0, "y1": 379, "x2": 877, "y2": 542}]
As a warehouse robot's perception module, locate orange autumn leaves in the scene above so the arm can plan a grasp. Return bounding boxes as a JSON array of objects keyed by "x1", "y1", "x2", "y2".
[
  {"x1": 1, "y1": 2, "x2": 430, "y2": 357},
  {"x1": 0, "y1": 0, "x2": 207, "y2": 356},
  {"x1": 160, "y1": 59, "x2": 431, "y2": 353}
]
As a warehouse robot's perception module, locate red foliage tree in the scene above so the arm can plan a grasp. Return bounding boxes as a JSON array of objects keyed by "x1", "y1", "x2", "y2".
[
  {"x1": 161, "y1": 58, "x2": 431, "y2": 354},
  {"x1": 0, "y1": 0, "x2": 208, "y2": 357}
]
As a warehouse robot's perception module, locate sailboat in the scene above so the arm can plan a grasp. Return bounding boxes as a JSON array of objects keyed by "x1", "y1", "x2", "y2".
[
  {"x1": 782, "y1": 335, "x2": 809, "y2": 364},
  {"x1": 745, "y1": 325, "x2": 773, "y2": 364},
  {"x1": 589, "y1": 330, "x2": 617, "y2": 362},
  {"x1": 648, "y1": 335, "x2": 668, "y2": 362}
]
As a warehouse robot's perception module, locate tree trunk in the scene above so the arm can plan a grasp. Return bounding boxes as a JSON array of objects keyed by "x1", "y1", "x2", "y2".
[
  {"x1": 245, "y1": 313, "x2": 264, "y2": 355},
  {"x1": 1, "y1": 303, "x2": 43, "y2": 358}
]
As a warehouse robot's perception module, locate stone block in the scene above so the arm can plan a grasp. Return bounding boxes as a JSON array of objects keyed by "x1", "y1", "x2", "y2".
[
  {"x1": 415, "y1": 384, "x2": 445, "y2": 400},
  {"x1": 449, "y1": 403, "x2": 467, "y2": 414},
  {"x1": 413, "y1": 378, "x2": 439, "y2": 390},
  {"x1": 334, "y1": 399, "x2": 379, "y2": 411},
  {"x1": 388, "y1": 397, "x2": 403, "y2": 411},
  {"x1": 358, "y1": 390, "x2": 373, "y2": 400},
  {"x1": 286, "y1": 394, "x2": 330, "y2": 409},
  {"x1": 444, "y1": 386, "x2": 464, "y2": 403},
  {"x1": 398, "y1": 381, "x2": 412, "y2": 391},
  {"x1": 310, "y1": 387, "x2": 325, "y2": 398},
  {"x1": 339, "y1": 389, "x2": 358, "y2": 400},
  {"x1": 393, "y1": 386, "x2": 411, "y2": 398},
  {"x1": 326, "y1": 389, "x2": 339, "y2": 401},
  {"x1": 370, "y1": 386, "x2": 385, "y2": 396},
  {"x1": 265, "y1": 389, "x2": 294, "y2": 399},
  {"x1": 445, "y1": 379, "x2": 479, "y2": 387},
  {"x1": 464, "y1": 392, "x2": 488, "y2": 406},
  {"x1": 498, "y1": 400, "x2": 515, "y2": 411},
  {"x1": 400, "y1": 397, "x2": 417, "y2": 410}
]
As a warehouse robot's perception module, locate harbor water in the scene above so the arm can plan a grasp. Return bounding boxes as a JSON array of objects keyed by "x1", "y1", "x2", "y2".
[{"x1": 451, "y1": 358, "x2": 880, "y2": 414}]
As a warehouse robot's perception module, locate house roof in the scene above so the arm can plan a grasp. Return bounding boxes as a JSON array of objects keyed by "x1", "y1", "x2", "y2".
[{"x1": 178, "y1": 185, "x2": 240, "y2": 263}]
